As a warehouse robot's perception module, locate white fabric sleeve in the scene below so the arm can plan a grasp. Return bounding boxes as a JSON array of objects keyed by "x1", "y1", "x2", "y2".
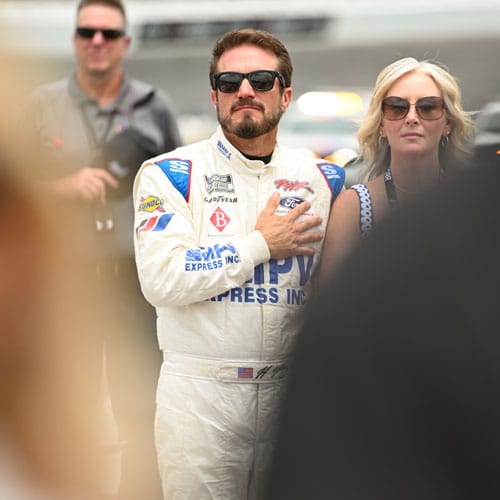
[{"x1": 133, "y1": 163, "x2": 270, "y2": 308}]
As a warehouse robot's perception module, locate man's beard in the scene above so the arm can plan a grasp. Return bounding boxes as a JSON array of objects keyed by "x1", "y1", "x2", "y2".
[{"x1": 217, "y1": 100, "x2": 284, "y2": 139}]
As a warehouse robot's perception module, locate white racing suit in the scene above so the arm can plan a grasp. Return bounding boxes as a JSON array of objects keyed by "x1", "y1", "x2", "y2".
[{"x1": 133, "y1": 126, "x2": 345, "y2": 499}]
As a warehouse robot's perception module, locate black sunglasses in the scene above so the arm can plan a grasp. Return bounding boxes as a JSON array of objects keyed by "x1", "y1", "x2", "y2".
[
  {"x1": 382, "y1": 96, "x2": 445, "y2": 121},
  {"x1": 76, "y1": 26, "x2": 125, "y2": 40},
  {"x1": 212, "y1": 70, "x2": 286, "y2": 93}
]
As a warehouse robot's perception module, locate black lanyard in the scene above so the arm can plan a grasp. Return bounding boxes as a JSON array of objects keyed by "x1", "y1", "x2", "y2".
[
  {"x1": 384, "y1": 165, "x2": 445, "y2": 214},
  {"x1": 383, "y1": 167, "x2": 399, "y2": 213}
]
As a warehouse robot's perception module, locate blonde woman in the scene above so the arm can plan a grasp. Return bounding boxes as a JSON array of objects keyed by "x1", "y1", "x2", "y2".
[{"x1": 319, "y1": 57, "x2": 474, "y2": 282}]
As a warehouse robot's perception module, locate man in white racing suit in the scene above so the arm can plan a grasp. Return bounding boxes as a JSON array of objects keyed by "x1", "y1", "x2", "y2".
[{"x1": 133, "y1": 28, "x2": 345, "y2": 500}]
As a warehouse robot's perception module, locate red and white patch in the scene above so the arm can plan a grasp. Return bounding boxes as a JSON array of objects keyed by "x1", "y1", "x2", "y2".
[{"x1": 210, "y1": 207, "x2": 230, "y2": 232}]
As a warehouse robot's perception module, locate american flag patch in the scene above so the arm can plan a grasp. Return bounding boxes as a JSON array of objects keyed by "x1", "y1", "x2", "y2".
[{"x1": 237, "y1": 367, "x2": 254, "y2": 379}]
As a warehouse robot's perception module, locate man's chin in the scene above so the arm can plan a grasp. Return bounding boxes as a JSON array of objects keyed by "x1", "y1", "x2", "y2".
[
  {"x1": 87, "y1": 63, "x2": 110, "y2": 74},
  {"x1": 234, "y1": 122, "x2": 263, "y2": 139}
]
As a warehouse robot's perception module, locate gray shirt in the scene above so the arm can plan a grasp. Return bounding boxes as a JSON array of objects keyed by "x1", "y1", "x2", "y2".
[{"x1": 20, "y1": 73, "x2": 182, "y2": 258}]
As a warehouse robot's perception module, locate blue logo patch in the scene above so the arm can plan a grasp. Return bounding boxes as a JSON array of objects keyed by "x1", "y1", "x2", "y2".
[
  {"x1": 184, "y1": 243, "x2": 239, "y2": 272},
  {"x1": 217, "y1": 140, "x2": 232, "y2": 160},
  {"x1": 185, "y1": 243, "x2": 237, "y2": 262},
  {"x1": 156, "y1": 158, "x2": 192, "y2": 201},
  {"x1": 163, "y1": 159, "x2": 191, "y2": 174},
  {"x1": 279, "y1": 196, "x2": 304, "y2": 210},
  {"x1": 316, "y1": 162, "x2": 346, "y2": 199}
]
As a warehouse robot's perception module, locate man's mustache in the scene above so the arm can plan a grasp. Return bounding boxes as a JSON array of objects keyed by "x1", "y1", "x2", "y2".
[{"x1": 231, "y1": 99, "x2": 265, "y2": 112}]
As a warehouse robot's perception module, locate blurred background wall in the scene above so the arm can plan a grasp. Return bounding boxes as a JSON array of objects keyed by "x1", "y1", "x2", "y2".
[{"x1": 2, "y1": 0, "x2": 498, "y2": 150}]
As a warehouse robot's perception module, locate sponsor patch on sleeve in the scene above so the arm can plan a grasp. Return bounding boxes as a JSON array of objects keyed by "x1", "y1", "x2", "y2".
[
  {"x1": 156, "y1": 158, "x2": 192, "y2": 201},
  {"x1": 316, "y1": 162, "x2": 346, "y2": 200},
  {"x1": 138, "y1": 195, "x2": 165, "y2": 213},
  {"x1": 136, "y1": 213, "x2": 174, "y2": 234}
]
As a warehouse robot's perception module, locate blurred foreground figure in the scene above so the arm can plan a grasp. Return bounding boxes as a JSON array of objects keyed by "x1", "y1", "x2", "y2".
[
  {"x1": 0, "y1": 158, "x2": 114, "y2": 500},
  {"x1": 265, "y1": 161, "x2": 500, "y2": 500},
  {"x1": 0, "y1": 156, "x2": 112, "y2": 499},
  {"x1": 17, "y1": 1, "x2": 182, "y2": 497},
  {"x1": 0, "y1": 14, "x2": 131, "y2": 498}
]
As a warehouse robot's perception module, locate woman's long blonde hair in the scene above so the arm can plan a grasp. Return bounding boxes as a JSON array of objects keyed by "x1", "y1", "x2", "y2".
[{"x1": 358, "y1": 57, "x2": 475, "y2": 180}]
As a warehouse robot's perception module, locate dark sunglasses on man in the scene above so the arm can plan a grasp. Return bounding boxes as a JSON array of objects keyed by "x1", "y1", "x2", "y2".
[
  {"x1": 382, "y1": 96, "x2": 445, "y2": 121},
  {"x1": 76, "y1": 26, "x2": 125, "y2": 40},
  {"x1": 212, "y1": 70, "x2": 286, "y2": 93}
]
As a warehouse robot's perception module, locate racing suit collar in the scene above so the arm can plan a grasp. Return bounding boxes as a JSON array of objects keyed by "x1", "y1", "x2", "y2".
[{"x1": 213, "y1": 126, "x2": 279, "y2": 173}]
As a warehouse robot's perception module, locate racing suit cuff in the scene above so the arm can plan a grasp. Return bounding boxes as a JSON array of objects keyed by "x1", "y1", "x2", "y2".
[{"x1": 245, "y1": 230, "x2": 271, "y2": 265}]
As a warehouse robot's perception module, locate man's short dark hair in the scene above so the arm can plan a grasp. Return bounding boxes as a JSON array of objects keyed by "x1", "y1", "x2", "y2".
[
  {"x1": 77, "y1": 0, "x2": 127, "y2": 23},
  {"x1": 209, "y1": 28, "x2": 293, "y2": 90}
]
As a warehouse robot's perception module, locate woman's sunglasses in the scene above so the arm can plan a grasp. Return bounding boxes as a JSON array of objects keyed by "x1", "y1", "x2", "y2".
[
  {"x1": 382, "y1": 96, "x2": 445, "y2": 121},
  {"x1": 76, "y1": 27, "x2": 125, "y2": 40},
  {"x1": 212, "y1": 70, "x2": 286, "y2": 93}
]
